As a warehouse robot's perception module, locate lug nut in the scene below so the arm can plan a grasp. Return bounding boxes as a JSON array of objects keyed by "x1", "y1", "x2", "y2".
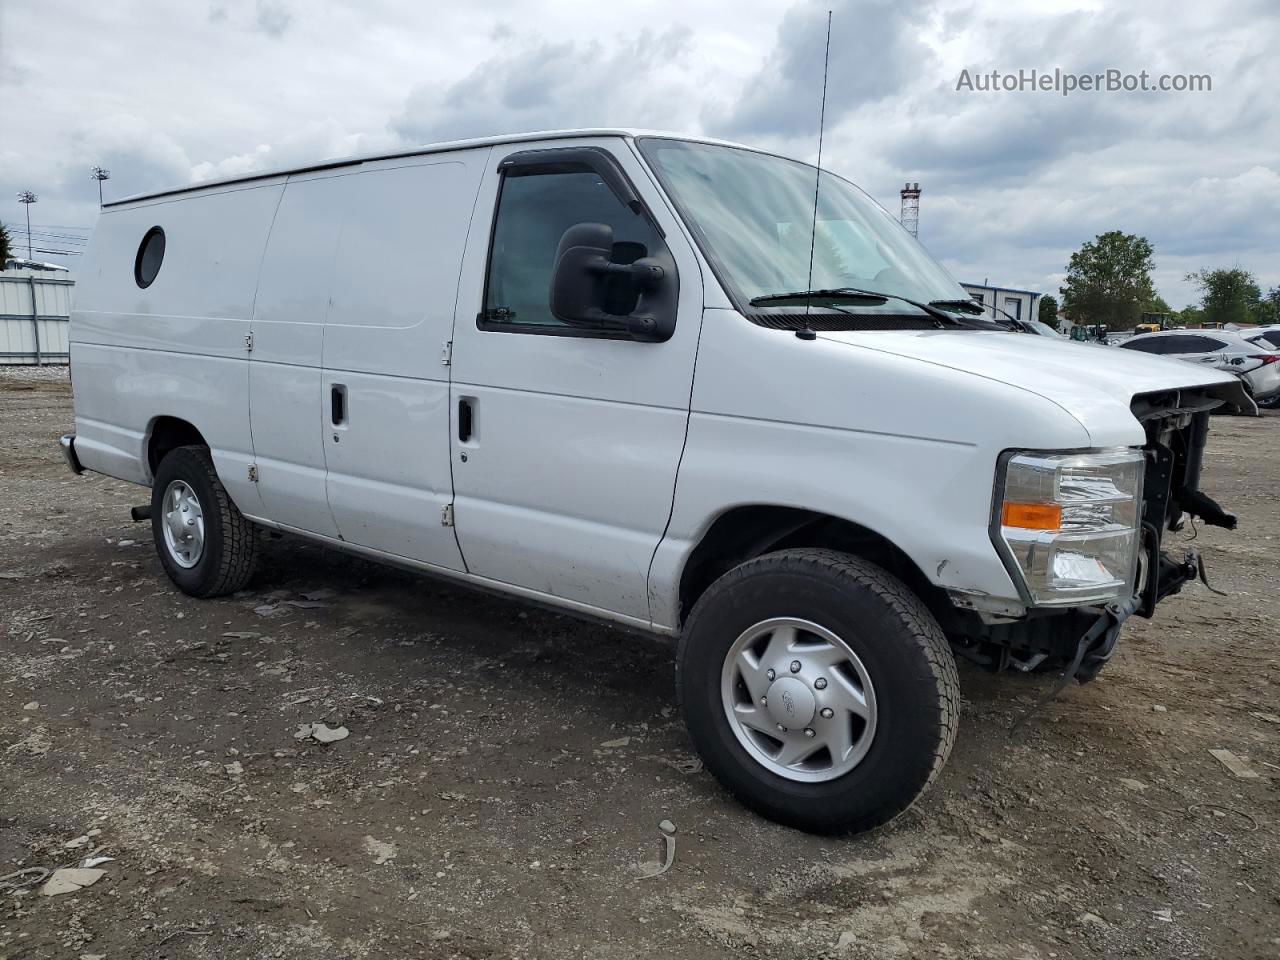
[
  {"x1": 760, "y1": 696, "x2": 768, "y2": 707},
  {"x1": 814, "y1": 677, "x2": 827, "y2": 690},
  {"x1": 790, "y1": 660, "x2": 802, "y2": 674},
  {"x1": 820, "y1": 707, "x2": 834, "y2": 719},
  {"x1": 803, "y1": 728, "x2": 816, "y2": 738},
  {"x1": 776, "y1": 723, "x2": 787, "y2": 732},
  {"x1": 766, "y1": 668, "x2": 776, "y2": 681}
]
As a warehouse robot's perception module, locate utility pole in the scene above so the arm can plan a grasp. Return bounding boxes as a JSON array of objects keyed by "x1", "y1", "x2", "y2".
[
  {"x1": 17, "y1": 191, "x2": 37, "y2": 258},
  {"x1": 91, "y1": 167, "x2": 111, "y2": 207}
]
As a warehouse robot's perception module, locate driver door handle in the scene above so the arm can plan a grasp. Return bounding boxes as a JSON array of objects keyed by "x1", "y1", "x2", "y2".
[{"x1": 331, "y1": 384, "x2": 347, "y2": 425}]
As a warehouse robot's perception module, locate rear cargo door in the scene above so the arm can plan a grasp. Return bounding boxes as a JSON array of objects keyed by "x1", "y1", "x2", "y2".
[{"x1": 248, "y1": 171, "x2": 355, "y2": 538}]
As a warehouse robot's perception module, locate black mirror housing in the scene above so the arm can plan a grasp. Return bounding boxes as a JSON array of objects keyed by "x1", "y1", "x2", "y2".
[
  {"x1": 550, "y1": 223, "x2": 614, "y2": 327},
  {"x1": 550, "y1": 222, "x2": 678, "y2": 342}
]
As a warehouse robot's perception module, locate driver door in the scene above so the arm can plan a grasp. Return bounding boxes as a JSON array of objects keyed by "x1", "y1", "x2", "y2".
[{"x1": 446, "y1": 138, "x2": 704, "y2": 624}]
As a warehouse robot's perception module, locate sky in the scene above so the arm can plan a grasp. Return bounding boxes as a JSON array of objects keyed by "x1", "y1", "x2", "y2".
[{"x1": 2, "y1": 0, "x2": 1277, "y2": 308}]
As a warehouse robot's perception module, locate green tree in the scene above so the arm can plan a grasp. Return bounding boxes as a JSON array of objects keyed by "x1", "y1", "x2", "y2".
[
  {"x1": 1185, "y1": 267, "x2": 1260, "y2": 327},
  {"x1": 1146, "y1": 294, "x2": 1172, "y2": 314},
  {"x1": 1176, "y1": 305, "x2": 1205, "y2": 327},
  {"x1": 1251, "y1": 286, "x2": 1280, "y2": 326},
  {"x1": 1059, "y1": 231, "x2": 1156, "y2": 331},
  {"x1": 1038, "y1": 294, "x2": 1060, "y2": 328},
  {"x1": 0, "y1": 223, "x2": 11, "y2": 266}
]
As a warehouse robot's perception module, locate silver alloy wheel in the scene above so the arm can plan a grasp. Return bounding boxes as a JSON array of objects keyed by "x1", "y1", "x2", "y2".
[
  {"x1": 161, "y1": 479, "x2": 205, "y2": 569},
  {"x1": 721, "y1": 617, "x2": 878, "y2": 783}
]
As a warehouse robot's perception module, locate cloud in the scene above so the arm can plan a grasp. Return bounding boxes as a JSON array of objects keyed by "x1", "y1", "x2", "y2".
[
  {"x1": 255, "y1": 0, "x2": 292, "y2": 38},
  {"x1": 392, "y1": 25, "x2": 697, "y2": 144},
  {"x1": 711, "y1": 0, "x2": 936, "y2": 139},
  {"x1": 2, "y1": 0, "x2": 1276, "y2": 305},
  {"x1": 815, "y1": 0, "x2": 1280, "y2": 305},
  {"x1": 189, "y1": 119, "x2": 402, "y2": 181}
]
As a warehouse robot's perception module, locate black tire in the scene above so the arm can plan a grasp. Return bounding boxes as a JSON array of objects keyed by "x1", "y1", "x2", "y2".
[
  {"x1": 677, "y1": 548, "x2": 959, "y2": 834},
  {"x1": 150, "y1": 445, "x2": 258, "y2": 598}
]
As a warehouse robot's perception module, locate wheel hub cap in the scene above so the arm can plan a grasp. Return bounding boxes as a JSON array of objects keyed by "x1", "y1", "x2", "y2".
[
  {"x1": 720, "y1": 617, "x2": 878, "y2": 783},
  {"x1": 764, "y1": 677, "x2": 815, "y2": 729},
  {"x1": 161, "y1": 479, "x2": 205, "y2": 569}
]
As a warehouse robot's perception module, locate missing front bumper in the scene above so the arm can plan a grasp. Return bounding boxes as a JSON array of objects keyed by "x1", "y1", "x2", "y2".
[{"x1": 1010, "y1": 594, "x2": 1142, "y2": 731}]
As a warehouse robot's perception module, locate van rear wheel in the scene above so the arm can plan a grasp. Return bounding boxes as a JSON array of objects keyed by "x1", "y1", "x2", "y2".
[
  {"x1": 150, "y1": 445, "x2": 258, "y2": 597},
  {"x1": 676, "y1": 548, "x2": 959, "y2": 834}
]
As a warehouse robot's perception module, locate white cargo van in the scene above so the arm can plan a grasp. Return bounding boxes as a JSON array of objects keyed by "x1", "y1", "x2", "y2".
[{"x1": 62, "y1": 129, "x2": 1248, "y2": 833}]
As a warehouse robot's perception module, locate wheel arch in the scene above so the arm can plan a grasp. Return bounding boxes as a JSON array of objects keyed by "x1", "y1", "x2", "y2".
[
  {"x1": 676, "y1": 504, "x2": 959, "y2": 632},
  {"x1": 145, "y1": 416, "x2": 209, "y2": 479}
]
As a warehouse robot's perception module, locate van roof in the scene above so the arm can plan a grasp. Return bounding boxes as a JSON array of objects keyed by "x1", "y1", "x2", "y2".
[{"x1": 103, "y1": 128, "x2": 755, "y2": 209}]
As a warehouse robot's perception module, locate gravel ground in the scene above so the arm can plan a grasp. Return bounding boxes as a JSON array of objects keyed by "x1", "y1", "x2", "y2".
[
  {"x1": 1, "y1": 376, "x2": 1277, "y2": 960},
  {"x1": 0, "y1": 366, "x2": 69, "y2": 384}
]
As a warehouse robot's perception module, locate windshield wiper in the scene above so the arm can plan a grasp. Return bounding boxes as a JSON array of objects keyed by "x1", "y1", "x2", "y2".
[
  {"x1": 749, "y1": 287, "x2": 1009, "y2": 330},
  {"x1": 930, "y1": 298, "x2": 1020, "y2": 330},
  {"x1": 927, "y1": 299, "x2": 984, "y2": 315},
  {"x1": 750, "y1": 288, "x2": 888, "y2": 306},
  {"x1": 801, "y1": 287, "x2": 971, "y2": 327}
]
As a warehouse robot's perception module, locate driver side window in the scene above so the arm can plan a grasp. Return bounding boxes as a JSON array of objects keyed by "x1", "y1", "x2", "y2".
[{"x1": 481, "y1": 169, "x2": 667, "y2": 332}]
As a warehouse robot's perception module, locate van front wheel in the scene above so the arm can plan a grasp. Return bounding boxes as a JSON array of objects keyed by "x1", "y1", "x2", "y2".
[
  {"x1": 150, "y1": 445, "x2": 258, "y2": 598},
  {"x1": 676, "y1": 549, "x2": 959, "y2": 834}
]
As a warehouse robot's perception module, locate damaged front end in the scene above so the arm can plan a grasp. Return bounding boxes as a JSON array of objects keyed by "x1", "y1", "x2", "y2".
[
  {"x1": 1131, "y1": 385, "x2": 1247, "y2": 616},
  {"x1": 949, "y1": 381, "x2": 1250, "y2": 688}
]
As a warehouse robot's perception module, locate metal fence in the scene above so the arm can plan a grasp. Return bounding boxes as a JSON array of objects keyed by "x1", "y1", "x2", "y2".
[{"x1": 0, "y1": 270, "x2": 73, "y2": 365}]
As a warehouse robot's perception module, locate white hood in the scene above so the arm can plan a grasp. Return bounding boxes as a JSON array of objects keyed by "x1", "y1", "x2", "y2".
[{"x1": 816, "y1": 329, "x2": 1249, "y2": 445}]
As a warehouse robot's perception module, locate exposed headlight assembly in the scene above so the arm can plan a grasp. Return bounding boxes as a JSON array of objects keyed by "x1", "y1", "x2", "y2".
[{"x1": 995, "y1": 449, "x2": 1145, "y2": 606}]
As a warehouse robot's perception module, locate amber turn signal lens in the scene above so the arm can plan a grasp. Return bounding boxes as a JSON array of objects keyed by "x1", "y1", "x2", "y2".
[{"x1": 1002, "y1": 501, "x2": 1062, "y2": 531}]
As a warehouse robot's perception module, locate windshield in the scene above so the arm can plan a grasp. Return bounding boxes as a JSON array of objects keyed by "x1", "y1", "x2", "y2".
[{"x1": 638, "y1": 138, "x2": 969, "y2": 309}]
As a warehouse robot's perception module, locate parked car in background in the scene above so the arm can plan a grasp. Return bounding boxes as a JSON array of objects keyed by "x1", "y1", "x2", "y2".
[
  {"x1": 1242, "y1": 325, "x2": 1280, "y2": 350},
  {"x1": 1119, "y1": 329, "x2": 1280, "y2": 404},
  {"x1": 1242, "y1": 327, "x2": 1280, "y2": 408}
]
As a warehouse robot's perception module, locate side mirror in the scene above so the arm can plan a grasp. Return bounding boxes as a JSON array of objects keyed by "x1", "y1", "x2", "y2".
[{"x1": 550, "y1": 222, "x2": 677, "y2": 342}]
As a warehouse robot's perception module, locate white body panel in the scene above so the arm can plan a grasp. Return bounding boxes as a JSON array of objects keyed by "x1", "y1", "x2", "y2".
[
  {"x1": 70, "y1": 178, "x2": 285, "y2": 512},
  {"x1": 646, "y1": 319, "x2": 1243, "y2": 627},
  {"x1": 68, "y1": 128, "x2": 1243, "y2": 636}
]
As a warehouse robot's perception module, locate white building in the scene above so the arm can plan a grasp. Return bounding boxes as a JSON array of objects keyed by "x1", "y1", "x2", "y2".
[
  {"x1": 962, "y1": 282, "x2": 1042, "y2": 327},
  {"x1": 0, "y1": 266, "x2": 74, "y2": 364}
]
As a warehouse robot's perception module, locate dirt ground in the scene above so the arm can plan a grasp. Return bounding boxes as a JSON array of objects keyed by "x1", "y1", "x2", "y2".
[{"x1": 1, "y1": 370, "x2": 1277, "y2": 960}]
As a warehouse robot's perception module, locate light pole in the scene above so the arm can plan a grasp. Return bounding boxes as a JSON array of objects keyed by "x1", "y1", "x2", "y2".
[
  {"x1": 17, "y1": 191, "x2": 37, "y2": 259},
  {"x1": 91, "y1": 167, "x2": 111, "y2": 207}
]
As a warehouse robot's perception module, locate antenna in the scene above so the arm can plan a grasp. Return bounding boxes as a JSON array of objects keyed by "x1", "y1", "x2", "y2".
[{"x1": 798, "y1": 9, "x2": 833, "y2": 341}]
